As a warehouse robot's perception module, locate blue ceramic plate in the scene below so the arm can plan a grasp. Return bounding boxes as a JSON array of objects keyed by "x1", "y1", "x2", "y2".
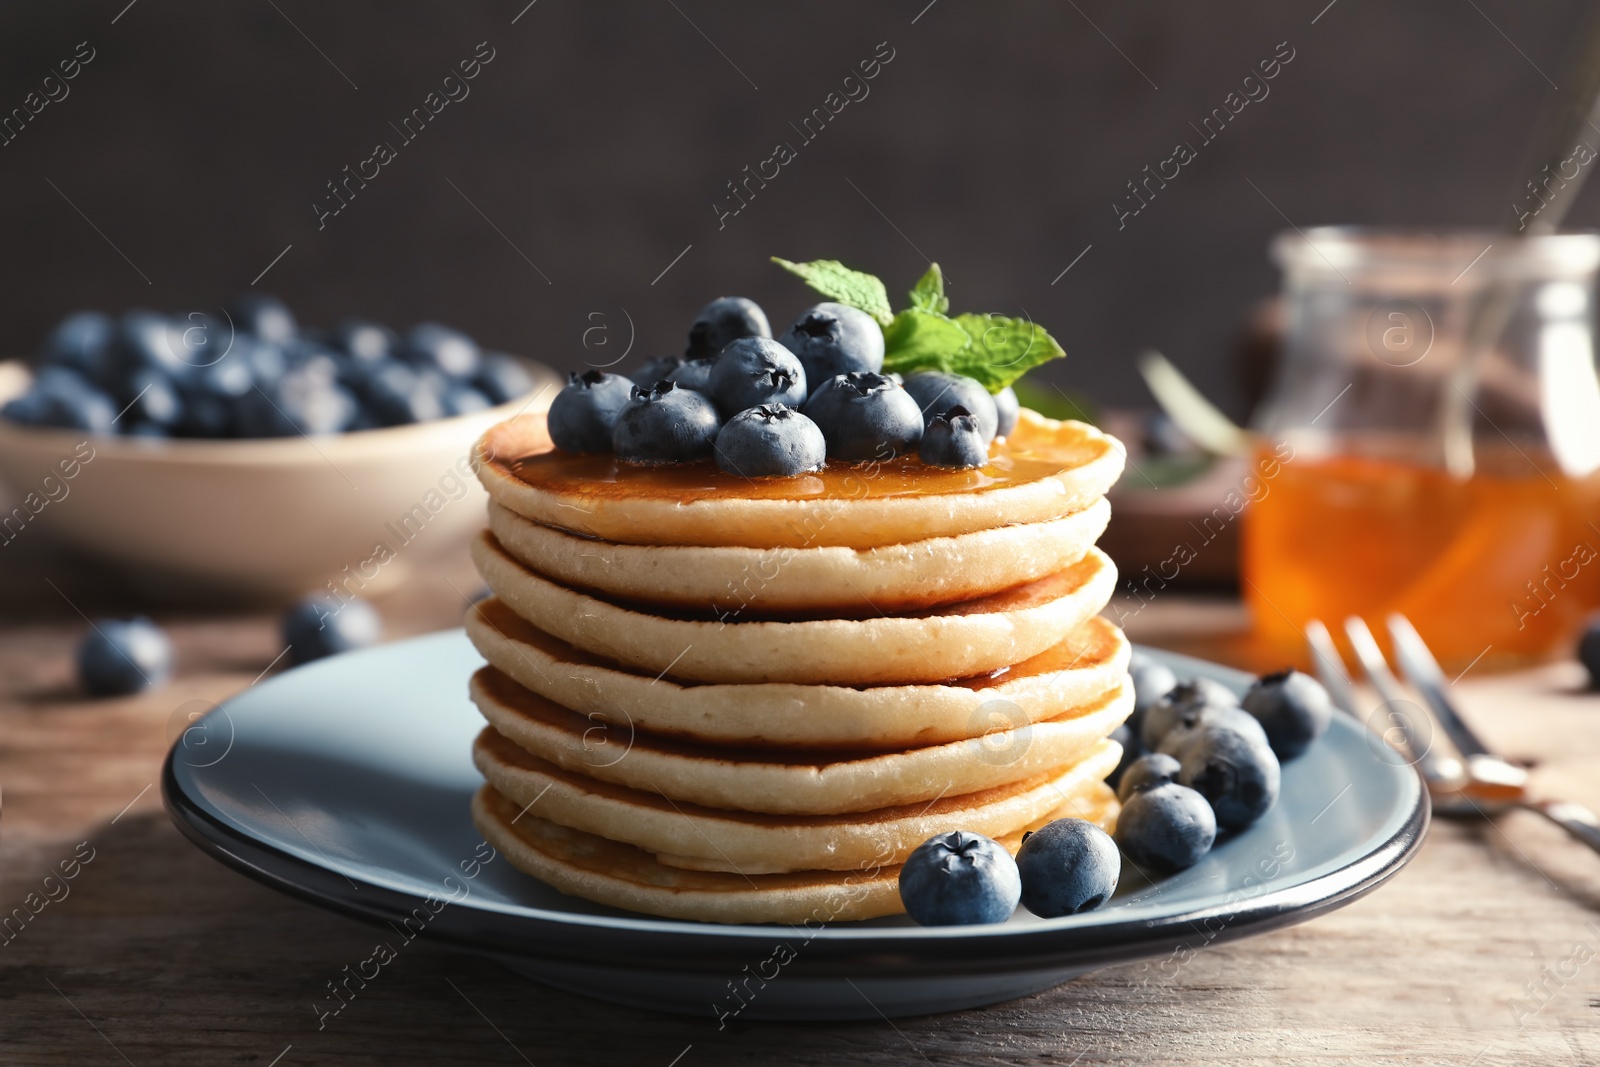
[{"x1": 163, "y1": 631, "x2": 1427, "y2": 1021}]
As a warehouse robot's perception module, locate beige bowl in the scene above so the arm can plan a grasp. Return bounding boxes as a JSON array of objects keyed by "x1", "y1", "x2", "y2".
[{"x1": 0, "y1": 359, "x2": 561, "y2": 599}]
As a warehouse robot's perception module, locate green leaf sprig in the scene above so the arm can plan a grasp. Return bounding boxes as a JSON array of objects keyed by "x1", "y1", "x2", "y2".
[{"x1": 772, "y1": 257, "x2": 1066, "y2": 392}]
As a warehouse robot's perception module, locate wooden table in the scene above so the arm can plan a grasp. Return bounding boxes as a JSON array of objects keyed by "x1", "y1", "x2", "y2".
[{"x1": 4, "y1": 537, "x2": 1600, "y2": 1067}]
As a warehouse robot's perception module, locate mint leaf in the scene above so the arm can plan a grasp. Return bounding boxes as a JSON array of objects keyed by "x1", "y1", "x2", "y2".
[
  {"x1": 881, "y1": 309, "x2": 972, "y2": 373},
  {"x1": 947, "y1": 313, "x2": 1066, "y2": 392},
  {"x1": 771, "y1": 257, "x2": 893, "y2": 326},
  {"x1": 908, "y1": 263, "x2": 948, "y2": 315}
]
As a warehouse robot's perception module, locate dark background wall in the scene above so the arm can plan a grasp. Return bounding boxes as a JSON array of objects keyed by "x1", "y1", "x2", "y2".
[{"x1": 0, "y1": 0, "x2": 1586, "y2": 419}]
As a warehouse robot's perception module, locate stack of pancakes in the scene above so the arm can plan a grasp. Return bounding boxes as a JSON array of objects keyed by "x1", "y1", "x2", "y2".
[{"x1": 465, "y1": 409, "x2": 1131, "y2": 924}]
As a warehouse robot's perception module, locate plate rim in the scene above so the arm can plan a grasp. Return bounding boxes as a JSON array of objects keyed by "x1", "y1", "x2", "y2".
[{"x1": 161, "y1": 636, "x2": 1430, "y2": 978}]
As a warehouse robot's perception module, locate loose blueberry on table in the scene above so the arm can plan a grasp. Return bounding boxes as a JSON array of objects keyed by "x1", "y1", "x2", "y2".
[
  {"x1": 76, "y1": 617, "x2": 174, "y2": 697},
  {"x1": 282, "y1": 596, "x2": 383, "y2": 666},
  {"x1": 898, "y1": 830, "x2": 1022, "y2": 926}
]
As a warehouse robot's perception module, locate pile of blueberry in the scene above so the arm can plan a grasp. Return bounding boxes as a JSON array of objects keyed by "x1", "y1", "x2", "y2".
[
  {"x1": 898, "y1": 661, "x2": 1334, "y2": 927},
  {"x1": 74, "y1": 595, "x2": 383, "y2": 697},
  {"x1": 548, "y1": 296, "x2": 1022, "y2": 476},
  {"x1": 1109, "y1": 658, "x2": 1332, "y2": 872},
  {"x1": 2, "y1": 297, "x2": 535, "y2": 438}
]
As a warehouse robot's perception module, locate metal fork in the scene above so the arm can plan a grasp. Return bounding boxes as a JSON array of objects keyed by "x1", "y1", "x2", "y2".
[{"x1": 1306, "y1": 615, "x2": 1600, "y2": 856}]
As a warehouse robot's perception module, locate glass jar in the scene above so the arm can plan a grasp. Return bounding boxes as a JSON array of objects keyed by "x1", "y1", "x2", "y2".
[{"x1": 1243, "y1": 227, "x2": 1600, "y2": 670}]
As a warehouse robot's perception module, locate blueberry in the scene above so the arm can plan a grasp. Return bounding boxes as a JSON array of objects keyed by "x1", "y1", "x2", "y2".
[
  {"x1": 1115, "y1": 752, "x2": 1182, "y2": 803},
  {"x1": 665, "y1": 357, "x2": 717, "y2": 394},
  {"x1": 178, "y1": 353, "x2": 255, "y2": 437},
  {"x1": 225, "y1": 294, "x2": 298, "y2": 345},
  {"x1": 238, "y1": 357, "x2": 356, "y2": 436},
  {"x1": 1106, "y1": 723, "x2": 1140, "y2": 791},
  {"x1": 1016, "y1": 818, "x2": 1120, "y2": 917},
  {"x1": 1157, "y1": 700, "x2": 1271, "y2": 757},
  {"x1": 686, "y1": 296, "x2": 771, "y2": 360},
  {"x1": 167, "y1": 312, "x2": 234, "y2": 370},
  {"x1": 474, "y1": 353, "x2": 536, "y2": 404},
  {"x1": 1126, "y1": 652, "x2": 1178, "y2": 745},
  {"x1": 714, "y1": 404, "x2": 826, "y2": 478},
  {"x1": 779, "y1": 303, "x2": 885, "y2": 388},
  {"x1": 707, "y1": 337, "x2": 807, "y2": 417},
  {"x1": 117, "y1": 368, "x2": 184, "y2": 430},
  {"x1": 1165, "y1": 723, "x2": 1281, "y2": 831},
  {"x1": 548, "y1": 370, "x2": 634, "y2": 452},
  {"x1": 612, "y1": 381, "x2": 721, "y2": 465},
  {"x1": 110, "y1": 311, "x2": 190, "y2": 380},
  {"x1": 902, "y1": 372, "x2": 1000, "y2": 443},
  {"x1": 283, "y1": 596, "x2": 383, "y2": 665},
  {"x1": 994, "y1": 385, "x2": 1020, "y2": 437},
  {"x1": 76, "y1": 618, "x2": 173, "y2": 696},
  {"x1": 1581, "y1": 616, "x2": 1600, "y2": 687},
  {"x1": 1139, "y1": 677, "x2": 1240, "y2": 751},
  {"x1": 802, "y1": 372, "x2": 923, "y2": 461},
  {"x1": 1114, "y1": 783, "x2": 1217, "y2": 871},
  {"x1": 364, "y1": 362, "x2": 446, "y2": 426},
  {"x1": 331, "y1": 320, "x2": 396, "y2": 365},
  {"x1": 41, "y1": 311, "x2": 113, "y2": 380},
  {"x1": 404, "y1": 323, "x2": 481, "y2": 379},
  {"x1": 441, "y1": 384, "x2": 490, "y2": 416},
  {"x1": 898, "y1": 830, "x2": 1021, "y2": 926},
  {"x1": 1242, "y1": 669, "x2": 1333, "y2": 760},
  {"x1": 919, "y1": 406, "x2": 989, "y2": 468},
  {"x1": 2, "y1": 370, "x2": 116, "y2": 434},
  {"x1": 629, "y1": 355, "x2": 686, "y2": 387}
]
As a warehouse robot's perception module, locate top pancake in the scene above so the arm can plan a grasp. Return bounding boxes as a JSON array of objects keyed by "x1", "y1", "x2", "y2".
[{"x1": 476, "y1": 408, "x2": 1125, "y2": 549}]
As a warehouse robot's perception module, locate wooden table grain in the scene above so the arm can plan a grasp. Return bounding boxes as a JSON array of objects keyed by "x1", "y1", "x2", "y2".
[{"x1": 3, "y1": 539, "x2": 1600, "y2": 1067}]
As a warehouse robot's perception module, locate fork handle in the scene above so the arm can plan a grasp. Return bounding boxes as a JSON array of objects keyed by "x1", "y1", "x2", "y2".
[{"x1": 1523, "y1": 799, "x2": 1600, "y2": 856}]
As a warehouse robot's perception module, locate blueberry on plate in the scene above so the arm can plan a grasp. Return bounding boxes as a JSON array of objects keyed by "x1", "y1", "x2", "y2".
[
  {"x1": 1580, "y1": 616, "x2": 1600, "y2": 687},
  {"x1": 474, "y1": 353, "x2": 535, "y2": 404},
  {"x1": 404, "y1": 323, "x2": 481, "y2": 380},
  {"x1": 548, "y1": 370, "x2": 634, "y2": 453},
  {"x1": 41, "y1": 310, "x2": 113, "y2": 380},
  {"x1": 1106, "y1": 723, "x2": 1140, "y2": 791},
  {"x1": 629, "y1": 355, "x2": 686, "y2": 388},
  {"x1": 898, "y1": 830, "x2": 1021, "y2": 926},
  {"x1": 76, "y1": 617, "x2": 173, "y2": 696},
  {"x1": 1242, "y1": 668, "x2": 1334, "y2": 760},
  {"x1": 708, "y1": 337, "x2": 807, "y2": 418},
  {"x1": 665, "y1": 357, "x2": 717, "y2": 394},
  {"x1": 1115, "y1": 782, "x2": 1217, "y2": 872},
  {"x1": 1157, "y1": 701, "x2": 1270, "y2": 754},
  {"x1": 612, "y1": 380, "x2": 721, "y2": 465},
  {"x1": 993, "y1": 385, "x2": 1020, "y2": 437},
  {"x1": 919, "y1": 406, "x2": 989, "y2": 468},
  {"x1": 1165, "y1": 722, "x2": 1281, "y2": 831},
  {"x1": 283, "y1": 596, "x2": 383, "y2": 666},
  {"x1": 331, "y1": 319, "x2": 396, "y2": 365},
  {"x1": 779, "y1": 303, "x2": 885, "y2": 387},
  {"x1": 714, "y1": 404, "x2": 826, "y2": 478},
  {"x1": 802, "y1": 372, "x2": 923, "y2": 462},
  {"x1": 225, "y1": 293, "x2": 298, "y2": 345},
  {"x1": 1016, "y1": 818, "x2": 1120, "y2": 917},
  {"x1": 1139, "y1": 677, "x2": 1240, "y2": 751},
  {"x1": 685, "y1": 296, "x2": 770, "y2": 360},
  {"x1": 1126, "y1": 652, "x2": 1178, "y2": 743},
  {"x1": 1115, "y1": 751, "x2": 1182, "y2": 803},
  {"x1": 902, "y1": 371, "x2": 1000, "y2": 443},
  {"x1": 363, "y1": 362, "x2": 446, "y2": 426}
]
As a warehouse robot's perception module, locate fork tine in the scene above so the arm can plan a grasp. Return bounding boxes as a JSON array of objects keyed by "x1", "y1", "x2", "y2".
[
  {"x1": 1385, "y1": 614, "x2": 1493, "y2": 759},
  {"x1": 1343, "y1": 616, "x2": 1450, "y2": 781},
  {"x1": 1305, "y1": 619, "x2": 1359, "y2": 718}
]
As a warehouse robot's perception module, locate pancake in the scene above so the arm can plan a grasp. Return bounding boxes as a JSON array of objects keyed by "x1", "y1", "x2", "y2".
[
  {"x1": 467, "y1": 598, "x2": 1131, "y2": 749},
  {"x1": 486, "y1": 495, "x2": 1110, "y2": 615},
  {"x1": 476, "y1": 409, "x2": 1125, "y2": 549},
  {"x1": 472, "y1": 781, "x2": 1119, "y2": 923},
  {"x1": 472, "y1": 726, "x2": 1123, "y2": 872},
  {"x1": 472, "y1": 532, "x2": 1118, "y2": 686},
  {"x1": 470, "y1": 665, "x2": 1133, "y2": 815}
]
